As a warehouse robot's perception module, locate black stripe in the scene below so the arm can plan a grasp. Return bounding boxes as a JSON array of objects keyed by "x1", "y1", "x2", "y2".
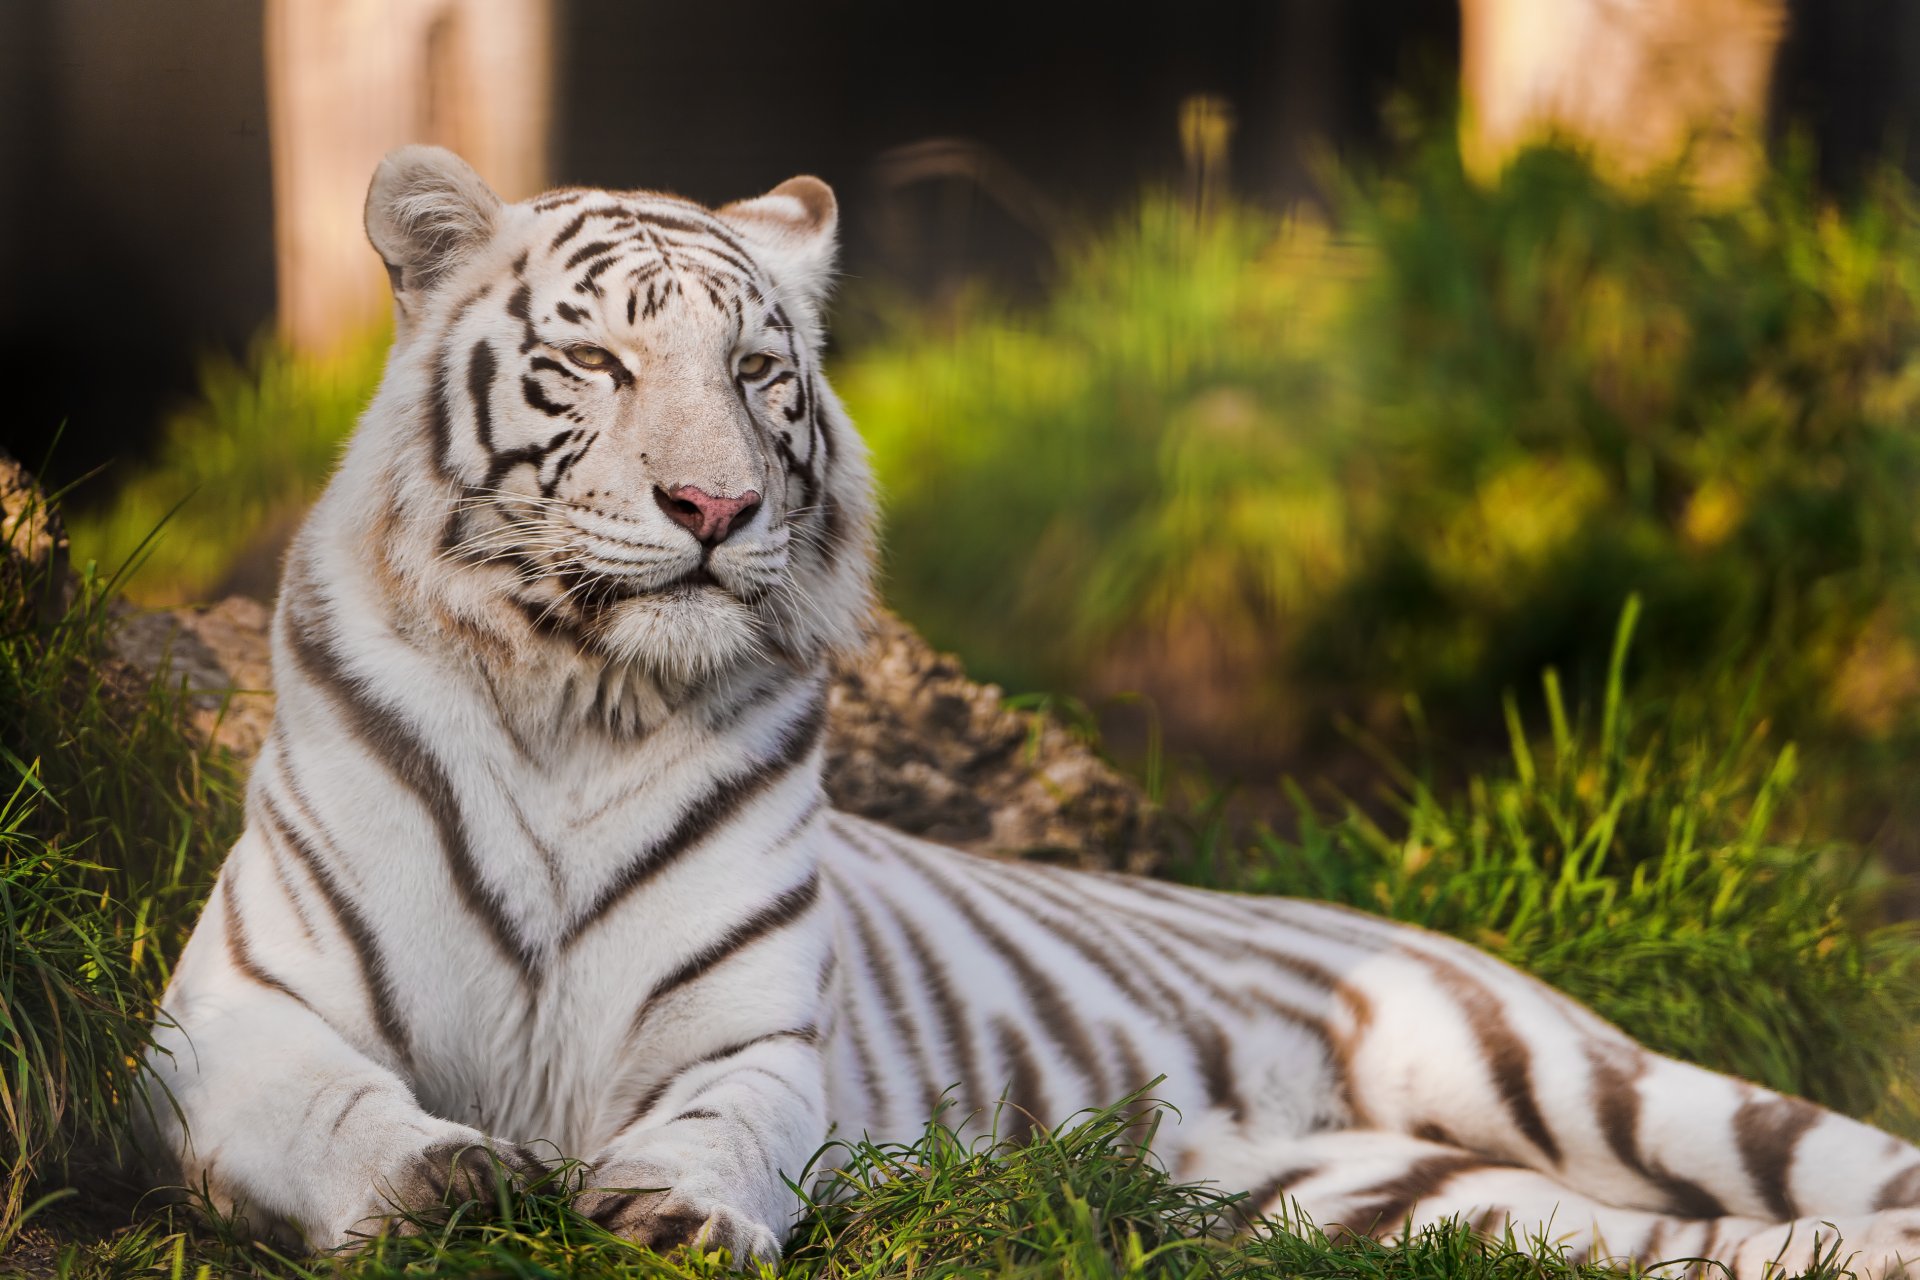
[
  {"x1": 1347, "y1": 1153, "x2": 1494, "y2": 1237},
  {"x1": 991, "y1": 1016, "x2": 1048, "y2": 1144},
  {"x1": 1415, "y1": 955, "x2": 1561, "y2": 1167},
  {"x1": 885, "y1": 842, "x2": 1110, "y2": 1103},
  {"x1": 837, "y1": 986, "x2": 887, "y2": 1128},
  {"x1": 521, "y1": 376, "x2": 572, "y2": 417},
  {"x1": 468, "y1": 341, "x2": 499, "y2": 453},
  {"x1": 259, "y1": 787, "x2": 412, "y2": 1065},
  {"x1": 561, "y1": 691, "x2": 827, "y2": 948},
  {"x1": 1734, "y1": 1091, "x2": 1821, "y2": 1220},
  {"x1": 283, "y1": 579, "x2": 539, "y2": 981},
  {"x1": 626, "y1": 874, "x2": 821, "y2": 1038},
  {"x1": 1236, "y1": 1165, "x2": 1320, "y2": 1229},
  {"x1": 428, "y1": 342, "x2": 456, "y2": 476},
  {"x1": 1587, "y1": 1044, "x2": 1727, "y2": 1217},
  {"x1": 1106, "y1": 1026, "x2": 1160, "y2": 1140},
  {"x1": 259, "y1": 817, "x2": 321, "y2": 943},
  {"x1": 575, "y1": 254, "x2": 622, "y2": 294},
  {"x1": 887, "y1": 902, "x2": 988, "y2": 1124},
  {"x1": 529, "y1": 354, "x2": 585, "y2": 383},
  {"x1": 328, "y1": 1083, "x2": 379, "y2": 1137},
  {"x1": 1877, "y1": 1164, "x2": 1920, "y2": 1210},
  {"x1": 838, "y1": 887, "x2": 944, "y2": 1120},
  {"x1": 627, "y1": 209, "x2": 753, "y2": 258},
  {"x1": 619, "y1": 1026, "x2": 818, "y2": 1132},
  {"x1": 220, "y1": 862, "x2": 315, "y2": 1014},
  {"x1": 548, "y1": 208, "x2": 598, "y2": 250},
  {"x1": 1187, "y1": 1015, "x2": 1245, "y2": 1123},
  {"x1": 565, "y1": 240, "x2": 620, "y2": 269},
  {"x1": 505, "y1": 282, "x2": 538, "y2": 353}
]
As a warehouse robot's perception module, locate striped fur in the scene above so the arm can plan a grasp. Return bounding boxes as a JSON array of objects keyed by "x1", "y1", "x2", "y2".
[{"x1": 143, "y1": 147, "x2": 1920, "y2": 1273}]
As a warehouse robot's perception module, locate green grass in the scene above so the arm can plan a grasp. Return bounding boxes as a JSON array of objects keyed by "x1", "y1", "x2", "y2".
[
  {"x1": 0, "y1": 481, "x2": 240, "y2": 1246},
  {"x1": 35, "y1": 1095, "x2": 1843, "y2": 1280}
]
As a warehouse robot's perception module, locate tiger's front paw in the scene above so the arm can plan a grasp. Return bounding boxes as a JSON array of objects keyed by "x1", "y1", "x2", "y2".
[
  {"x1": 576, "y1": 1167, "x2": 782, "y2": 1262},
  {"x1": 366, "y1": 1136, "x2": 550, "y2": 1233}
]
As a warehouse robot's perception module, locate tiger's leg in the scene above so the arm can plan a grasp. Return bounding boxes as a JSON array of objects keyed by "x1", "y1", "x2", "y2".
[
  {"x1": 1277, "y1": 902, "x2": 1920, "y2": 1219},
  {"x1": 576, "y1": 870, "x2": 835, "y2": 1264},
  {"x1": 1248, "y1": 1130, "x2": 1920, "y2": 1279},
  {"x1": 580, "y1": 1033, "x2": 827, "y2": 1263},
  {"x1": 143, "y1": 849, "x2": 542, "y2": 1247}
]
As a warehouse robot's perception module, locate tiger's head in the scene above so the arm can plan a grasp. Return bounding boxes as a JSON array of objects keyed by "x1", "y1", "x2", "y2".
[{"x1": 350, "y1": 145, "x2": 873, "y2": 688}]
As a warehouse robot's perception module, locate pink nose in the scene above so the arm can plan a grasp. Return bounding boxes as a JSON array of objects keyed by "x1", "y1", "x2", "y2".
[{"x1": 654, "y1": 484, "x2": 762, "y2": 546}]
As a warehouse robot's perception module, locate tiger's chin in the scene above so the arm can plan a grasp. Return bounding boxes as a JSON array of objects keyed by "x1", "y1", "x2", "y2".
[{"x1": 586, "y1": 585, "x2": 769, "y2": 685}]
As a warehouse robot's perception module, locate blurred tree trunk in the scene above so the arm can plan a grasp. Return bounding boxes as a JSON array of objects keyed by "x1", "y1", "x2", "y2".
[
  {"x1": 1460, "y1": 0, "x2": 1785, "y2": 191},
  {"x1": 265, "y1": 0, "x2": 552, "y2": 354}
]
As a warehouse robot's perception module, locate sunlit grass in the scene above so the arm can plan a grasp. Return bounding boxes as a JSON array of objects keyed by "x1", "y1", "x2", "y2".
[{"x1": 66, "y1": 329, "x2": 388, "y2": 605}]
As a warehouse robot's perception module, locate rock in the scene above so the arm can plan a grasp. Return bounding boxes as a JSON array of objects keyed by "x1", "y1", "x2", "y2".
[
  {"x1": 109, "y1": 596, "x2": 1158, "y2": 870},
  {"x1": 825, "y1": 610, "x2": 1159, "y2": 870},
  {"x1": 0, "y1": 452, "x2": 71, "y2": 625},
  {"x1": 110, "y1": 596, "x2": 277, "y2": 761}
]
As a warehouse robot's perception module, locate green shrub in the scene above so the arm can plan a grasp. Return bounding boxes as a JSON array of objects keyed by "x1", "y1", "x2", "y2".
[{"x1": 836, "y1": 142, "x2": 1920, "y2": 838}]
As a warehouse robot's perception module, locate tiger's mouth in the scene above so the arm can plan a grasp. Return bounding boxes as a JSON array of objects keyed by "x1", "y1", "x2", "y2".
[
  {"x1": 671, "y1": 564, "x2": 719, "y2": 590},
  {"x1": 567, "y1": 559, "x2": 729, "y2": 610}
]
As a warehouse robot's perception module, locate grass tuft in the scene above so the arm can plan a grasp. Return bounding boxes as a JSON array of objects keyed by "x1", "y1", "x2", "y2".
[{"x1": 0, "y1": 474, "x2": 240, "y2": 1242}]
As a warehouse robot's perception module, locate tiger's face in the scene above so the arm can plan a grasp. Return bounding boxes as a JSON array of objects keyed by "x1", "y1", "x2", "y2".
[{"x1": 362, "y1": 147, "x2": 871, "y2": 684}]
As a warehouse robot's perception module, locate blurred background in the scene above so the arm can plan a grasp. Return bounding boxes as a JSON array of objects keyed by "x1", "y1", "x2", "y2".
[{"x1": 5, "y1": 0, "x2": 1920, "y2": 861}]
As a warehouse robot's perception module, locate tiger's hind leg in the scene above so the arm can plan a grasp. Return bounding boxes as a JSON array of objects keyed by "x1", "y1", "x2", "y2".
[
  {"x1": 1260, "y1": 901, "x2": 1920, "y2": 1220},
  {"x1": 1243, "y1": 1130, "x2": 1920, "y2": 1280}
]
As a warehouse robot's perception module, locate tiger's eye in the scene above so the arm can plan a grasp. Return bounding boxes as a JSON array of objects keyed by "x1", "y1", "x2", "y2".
[
  {"x1": 737, "y1": 352, "x2": 776, "y2": 380},
  {"x1": 567, "y1": 345, "x2": 615, "y2": 370}
]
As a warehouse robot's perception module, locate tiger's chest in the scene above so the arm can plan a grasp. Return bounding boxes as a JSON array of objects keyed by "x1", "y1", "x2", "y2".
[{"x1": 343, "y1": 711, "x2": 826, "y2": 1149}]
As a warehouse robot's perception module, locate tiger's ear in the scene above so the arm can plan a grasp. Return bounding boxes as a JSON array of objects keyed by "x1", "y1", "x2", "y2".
[
  {"x1": 364, "y1": 145, "x2": 502, "y2": 301},
  {"x1": 718, "y1": 176, "x2": 839, "y2": 317}
]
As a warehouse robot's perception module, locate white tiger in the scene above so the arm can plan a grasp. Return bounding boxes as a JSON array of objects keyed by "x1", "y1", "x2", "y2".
[{"x1": 143, "y1": 145, "x2": 1920, "y2": 1274}]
